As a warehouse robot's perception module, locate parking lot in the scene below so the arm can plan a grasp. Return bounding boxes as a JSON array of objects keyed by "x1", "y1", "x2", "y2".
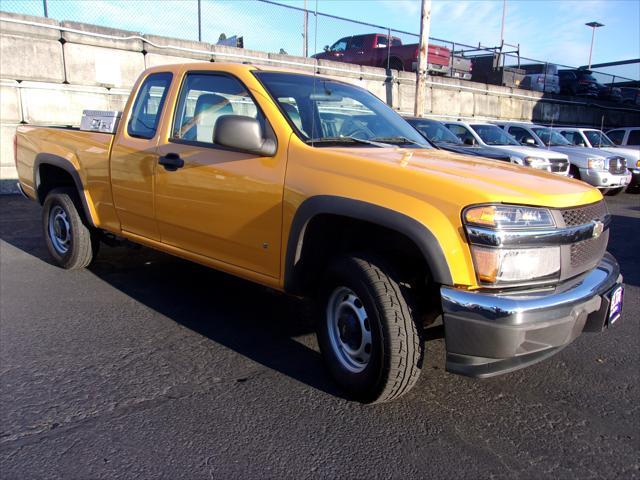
[{"x1": 0, "y1": 192, "x2": 638, "y2": 479}]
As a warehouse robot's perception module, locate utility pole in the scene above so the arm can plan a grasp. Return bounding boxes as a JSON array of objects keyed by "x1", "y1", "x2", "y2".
[
  {"x1": 197, "y1": 0, "x2": 202, "y2": 42},
  {"x1": 585, "y1": 21, "x2": 604, "y2": 70},
  {"x1": 414, "y1": 0, "x2": 431, "y2": 117},
  {"x1": 303, "y1": 0, "x2": 309, "y2": 57},
  {"x1": 499, "y1": 0, "x2": 507, "y2": 46}
]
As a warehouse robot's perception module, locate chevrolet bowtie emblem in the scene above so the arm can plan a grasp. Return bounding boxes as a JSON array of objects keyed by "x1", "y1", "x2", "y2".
[{"x1": 592, "y1": 220, "x2": 604, "y2": 239}]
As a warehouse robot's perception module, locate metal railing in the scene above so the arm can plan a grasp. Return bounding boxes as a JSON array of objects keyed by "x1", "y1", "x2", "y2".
[{"x1": 2, "y1": 0, "x2": 637, "y2": 101}]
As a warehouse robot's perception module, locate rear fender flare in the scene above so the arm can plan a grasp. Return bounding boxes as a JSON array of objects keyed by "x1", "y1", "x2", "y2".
[{"x1": 34, "y1": 153, "x2": 96, "y2": 227}]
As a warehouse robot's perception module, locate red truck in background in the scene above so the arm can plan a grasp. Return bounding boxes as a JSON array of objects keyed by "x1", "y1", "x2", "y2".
[{"x1": 313, "y1": 33, "x2": 452, "y2": 75}]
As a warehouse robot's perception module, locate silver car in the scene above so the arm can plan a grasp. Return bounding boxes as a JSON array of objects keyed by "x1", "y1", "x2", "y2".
[{"x1": 496, "y1": 122, "x2": 631, "y2": 195}]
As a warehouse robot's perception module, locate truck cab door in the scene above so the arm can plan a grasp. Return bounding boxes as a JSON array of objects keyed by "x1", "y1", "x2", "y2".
[
  {"x1": 110, "y1": 72, "x2": 173, "y2": 241},
  {"x1": 153, "y1": 72, "x2": 287, "y2": 279}
]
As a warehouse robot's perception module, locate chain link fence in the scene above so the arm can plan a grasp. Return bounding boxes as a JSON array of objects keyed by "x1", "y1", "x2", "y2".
[{"x1": 1, "y1": 0, "x2": 637, "y2": 103}]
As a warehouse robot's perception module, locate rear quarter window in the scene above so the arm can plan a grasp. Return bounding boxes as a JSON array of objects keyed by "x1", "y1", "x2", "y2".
[{"x1": 128, "y1": 72, "x2": 172, "y2": 139}]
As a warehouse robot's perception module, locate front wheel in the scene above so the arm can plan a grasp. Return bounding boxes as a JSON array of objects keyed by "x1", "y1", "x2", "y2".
[
  {"x1": 604, "y1": 187, "x2": 624, "y2": 196},
  {"x1": 42, "y1": 188, "x2": 99, "y2": 269},
  {"x1": 317, "y1": 254, "x2": 423, "y2": 403}
]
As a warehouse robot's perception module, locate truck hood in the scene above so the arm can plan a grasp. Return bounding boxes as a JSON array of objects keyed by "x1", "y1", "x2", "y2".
[
  {"x1": 598, "y1": 146, "x2": 640, "y2": 162},
  {"x1": 325, "y1": 147, "x2": 601, "y2": 208},
  {"x1": 538, "y1": 145, "x2": 608, "y2": 164},
  {"x1": 488, "y1": 145, "x2": 569, "y2": 160}
]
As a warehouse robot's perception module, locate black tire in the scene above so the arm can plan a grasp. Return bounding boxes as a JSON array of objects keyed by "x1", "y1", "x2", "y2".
[
  {"x1": 42, "y1": 187, "x2": 99, "y2": 269},
  {"x1": 317, "y1": 254, "x2": 423, "y2": 403},
  {"x1": 604, "y1": 187, "x2": 624, "y2": 196},
  {"x1": 388, "y1": 58, "x2": 404, "y2": 72},
  {"x1": 568, "y1": 165, "x2": 581, "y2": 180}
]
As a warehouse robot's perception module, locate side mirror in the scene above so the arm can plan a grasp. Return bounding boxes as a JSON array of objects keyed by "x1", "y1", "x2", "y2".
[
  {"x1": 323, "y1": 45, "x2": 330, "y2": 52},
  {"x1": 214, "y1": 115, "x2": 277, "y2": 157},
  {"x1": 463, "y1": 137, "x2": 476, "y2": 146},
  {"x1": 524, "y1": 137, "x2": 536, "y2": 146}
]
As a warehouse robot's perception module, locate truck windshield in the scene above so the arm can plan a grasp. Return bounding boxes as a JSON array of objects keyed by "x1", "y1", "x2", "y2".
[
  {"x1": 471, "y1": 125, "x2": 520, "y2": 146},
  {"x1": 409, "y1": 120, "x2": 462, "y2": 145},
  {"x1": 254, "y1": 71, "x2": 430, "y2": 148},
  {"x1": 532, "y1": 128, "x2": 572, "y2": 146},
  {"x1": 584, "y1": 130, "x2": 614, "y2": 147}
]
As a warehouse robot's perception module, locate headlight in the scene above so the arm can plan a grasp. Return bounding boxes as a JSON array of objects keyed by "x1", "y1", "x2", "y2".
[
  {"x1": 463, "y1": 204, "x2": 560, "y2": 286},
  {"x1": 523, "y1": 156, "x2": 551, "y2": 170},
  {"x1": 587, "y1": 158, "x2": 605, "y2": 170},
  {"x1": 464, "y1": 205, "x2": 555, "y2": 229}
]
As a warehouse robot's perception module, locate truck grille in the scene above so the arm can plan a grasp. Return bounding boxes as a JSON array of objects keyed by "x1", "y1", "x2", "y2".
[
  {"x1": 570, "y1": 236, "x2": 607, "y2": 268},
  {"x1": 549, "y1": 158, "x2": 569, "y2": 173},
  {"x1": 560, "y1": 201, "x2": 608, "y2": 226},
  {"x1": 559, "y1": 200, "x2": 609, "y2": 280},
  {"x1": 608, "y1": 156, "x2": 627, "y2": 175}
]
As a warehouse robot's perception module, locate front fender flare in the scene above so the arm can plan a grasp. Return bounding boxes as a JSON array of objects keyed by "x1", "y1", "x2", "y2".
[{"x1": 284, "y1": 196, "x2": 453, "y2": 293}]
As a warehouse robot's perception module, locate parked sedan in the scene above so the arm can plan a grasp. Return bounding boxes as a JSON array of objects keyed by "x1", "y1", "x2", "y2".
[
  {"x1": 558, "y1": 69, "x2": 599, "y2": 97},
  {"x1": 496, "y1": 122, "x2": 631, "y2": 195},
  {"x1": 443, "y1": 121, "x2": 570, "y2": 175},
  {"x1": 404, "y1": 117, "x2": 511, "y2": 161}
]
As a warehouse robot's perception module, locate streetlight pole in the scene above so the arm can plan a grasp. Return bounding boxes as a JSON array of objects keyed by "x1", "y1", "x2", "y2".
[
  {"x1": 414, "y1": 0, "x2": 431, "y2": 117},
  {"x1": 585, "y1": 21, "x2": 604, "y2": 70}
]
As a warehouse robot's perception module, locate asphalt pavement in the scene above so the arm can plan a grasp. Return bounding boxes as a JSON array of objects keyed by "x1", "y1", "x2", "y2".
[{"x1": 0, "y1": 192, "x2": 638, "y2": 479}]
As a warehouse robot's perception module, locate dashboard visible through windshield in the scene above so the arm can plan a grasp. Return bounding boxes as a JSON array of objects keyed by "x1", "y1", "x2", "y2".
[{"x1": 254, "y1": 71, "x2": 430, "y2": 148}]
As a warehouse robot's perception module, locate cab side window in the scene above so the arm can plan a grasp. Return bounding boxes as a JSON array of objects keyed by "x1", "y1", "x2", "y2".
[
  {"x1": 606, "y1": 130, "x2": 625, "y2": 145},
  {"x1": 446, "y1": 124, "x2": 473, "y2": 143},
  {"x1": 171, "y1": 73, "x2": 264, "y2": 145},
  {"x1": 560, "y1": 131, "x2": 585, "y2": 147},
  {"x1": 509, "y1": 126, "x2": 534, "y2": 144},
  {"x1": 626, "y1": 129, "x2": 640, "y2": 146},
  {"x1": 128, "y1": 72, "x2": 172, "y2": 139}
]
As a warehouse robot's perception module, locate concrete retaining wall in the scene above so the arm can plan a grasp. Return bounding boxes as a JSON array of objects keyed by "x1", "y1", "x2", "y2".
[{"x1": 1, "y1": 10, "x2": 639, "y2": 192}]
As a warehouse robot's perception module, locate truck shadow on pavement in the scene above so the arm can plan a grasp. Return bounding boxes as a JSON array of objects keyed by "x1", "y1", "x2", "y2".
[{"x1": 0, "y1": 196, "x2": 445, "y2": 399}]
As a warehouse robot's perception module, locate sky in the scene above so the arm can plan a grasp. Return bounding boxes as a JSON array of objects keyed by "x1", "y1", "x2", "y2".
[{"x1": 2, "y1": 0, "x2": 639, "y2": 79}]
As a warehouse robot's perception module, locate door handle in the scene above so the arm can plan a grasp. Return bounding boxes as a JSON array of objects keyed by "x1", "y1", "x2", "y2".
[{"x1": 158, "y1": 153, "x2": 184, "y2": 171}]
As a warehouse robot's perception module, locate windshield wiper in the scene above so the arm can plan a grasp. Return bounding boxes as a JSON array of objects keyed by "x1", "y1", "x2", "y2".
[
  {"x1": 306, "y1": 136, "x2": 391, "y2": 147},
  {"x1": 370, "y1": 136, "x2": 425, "y2": 147}
]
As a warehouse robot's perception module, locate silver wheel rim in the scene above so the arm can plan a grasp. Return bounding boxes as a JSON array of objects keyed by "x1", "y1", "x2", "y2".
[
  {"x1": 326, "y1": 287, "x2": 372, "y2": 373},
  {"x1": 48, "y1": 205, "x2": 71, "y2": 255}
]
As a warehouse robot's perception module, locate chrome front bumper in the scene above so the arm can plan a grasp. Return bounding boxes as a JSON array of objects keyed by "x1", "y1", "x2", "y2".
[
  {"x1": 580, "y1": 168, "x2": 632, "y2": 188},
  {"x1": 440, "y1": 253, "x2": 622, "y2": 378}
]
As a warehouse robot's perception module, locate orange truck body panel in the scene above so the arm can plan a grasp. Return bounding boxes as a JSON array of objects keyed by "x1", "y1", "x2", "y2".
[{"x1": 15, "y1": 62, "x2": 603, "y2": 291}]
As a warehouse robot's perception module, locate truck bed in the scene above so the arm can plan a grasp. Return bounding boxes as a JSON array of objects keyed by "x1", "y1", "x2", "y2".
[{"x1": 16, "y1": 125, "x2": 114, "y2": 210}]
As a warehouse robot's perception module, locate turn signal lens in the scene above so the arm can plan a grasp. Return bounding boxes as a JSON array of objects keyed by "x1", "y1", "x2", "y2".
[
  {"x1": 471, "y1": 245, "x2": 561, "y2": 284},
  {"x1": 464, "y1": 205, "x2": 555, "y2": 229}
]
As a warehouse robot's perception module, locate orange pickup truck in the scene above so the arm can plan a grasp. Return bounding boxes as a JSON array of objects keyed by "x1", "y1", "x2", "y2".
[{"x1": 15, "y1": 63, "x2": 624, "y2": 403}]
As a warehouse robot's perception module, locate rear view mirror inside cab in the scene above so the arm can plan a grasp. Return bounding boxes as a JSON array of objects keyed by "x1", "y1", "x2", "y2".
[{"x1": 309, "y1": 93, "x2": 344, "y2": 102}]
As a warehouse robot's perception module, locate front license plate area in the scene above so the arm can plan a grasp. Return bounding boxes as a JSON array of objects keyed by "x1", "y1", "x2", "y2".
[{"x1": 608, "y1": 285, "x2": 623, "y2": 326}]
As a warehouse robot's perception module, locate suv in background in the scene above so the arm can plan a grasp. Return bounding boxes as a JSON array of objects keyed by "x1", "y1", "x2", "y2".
[
  {"x1": 556, "y1": 127, "x2": 640, "y2": 191},
  {"x1": 405, "y1": 117, "x2": 511, "y2": 161},
  {"x1": 496, "y1": 122, "x2": 630, "y2": 195},
  {"x1": 558, "y1": 69, "x2": 599, "y2": 97},
  {"x1": 606, "y1": 127, "x2": 640, "y2": 150},
  {"x1": 620, "y1": 87, "x2": 640, "y2": 106},
  {"x1": 443, "y1": 121, "x2": 570, "y2": 175},
  {"x1": 519, "y1": 63, "x2": 560, "y2": 94},
  {"x1": 597, "y1": 84, "x2": 623, "y2": 103}
]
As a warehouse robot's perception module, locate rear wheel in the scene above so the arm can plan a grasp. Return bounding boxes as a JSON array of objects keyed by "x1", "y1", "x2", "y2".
[
  {"x1": 42, "y1": 188, "x2": 99, "y2": 269},
  {"x1": 388, "y1": 57, "x2": 404, "y2": 72},
  {"x1": 317, "y1": 254, "x2": 423, "y2": 403}
]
